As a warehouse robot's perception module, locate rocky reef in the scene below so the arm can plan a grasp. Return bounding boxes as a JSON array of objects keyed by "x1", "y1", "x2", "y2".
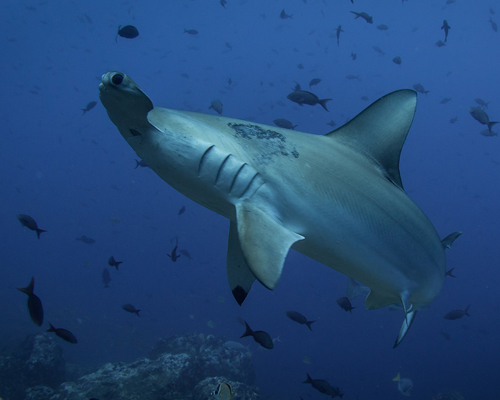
[
  {"x1": 430, "y1": 392, "x2": 467, "y2": 400},
  {"x1": 2, "y1": 332, "x2": 259, "y2": 400}
]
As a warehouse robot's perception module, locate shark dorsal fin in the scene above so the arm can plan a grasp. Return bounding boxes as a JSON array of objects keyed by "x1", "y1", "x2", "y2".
[{"x1": 325, "y1": 89, "x2": 417, "y2": 189}]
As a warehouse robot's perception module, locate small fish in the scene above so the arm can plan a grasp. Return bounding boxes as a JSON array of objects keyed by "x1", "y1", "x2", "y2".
[
  {"x1": 178, "y1": 205, "x2": 186, "y2": 215},
  {"x1": 76, "y1": 235, "x2": 95, "y2": 244},
  {"x1": 286, "y1": 311, "x2": 315, "y2": 330},
  {"x1": 303, "y1": 373, "x2": 343, "y2": 398},
  {"x1": 392, "y1": 56, "x2": 402, "y2": 65},
  {"x1": 345, "y1": 74, "x2": 361, "y2": 81},
  {"x1": 377, "y1": 24, "x2": 389, "y2": 30},
  {"x1": 17, "y1": 277, "x2": 44, "y2": 326},
  {"x1": 167, "y1": 237, "x2": 181, "y2": 262},
  {"x1": 445, "y1": 268, "x2": 456, "y2": 278},
  {"x1": 336, "y1": 296, "x2": 355, "y2": 312},
  {"x1": 240, "y1": 321, "x2": 273, "y2": 349},
  {"x1": 287, "y1": 90, "x2": 332, "y2": 111},
  {"x1": 17, "y1": 214, "x2": 46, "y2": 239},
  {"x1": 412, "y1": 84, "x2": 430, "y2": 95},
  {"x1": 108, "y1": 256, "x2": 123, "y2": 270},
  {"x1": 440, "y1": 331, "x2": 451, "y2": 340},
  {"x1": 393, "y1": 373, "x2": 413, "y2": 397},
  {"x1": 326, "y1": 120, "x2": 337, "y2": 127},
  {"x1": 211, "y1": 382, "x2": 235, "y2": 400},
  {"x1": 181, "y1": 73, "x2": 189, "y2": 78},
  {"x1": 122, "y1": 303, "x2": 141, "y2": 316},
  {"x1": 474, "y1": 98, "x2": 489, "y2": 109},
  {"x1": 220, "y1": 0, "x2": 227, "y2": 8},
  {"x1": 116, "y1": 25, "x2": 139, "y2": 42},
  {"x1": 102, "y1": 268, "x2": 111, "y2": 288},
  {"x1": 441, "y1": 20, "x2": 451, "y2": 42},
  {"x1": 209, "y1": 99, "x2": 223, "y2": 115},
  {"x1": 435, "y1": 40, "x2": 446, "y2": 47},
  {"x1": 350, "y1": 11, "x2": 373, "y2": 24},
  {"x1": 449, "y1": 116, "x2": 458, "y2": 124},
  {"x1": 280, "y1": 9, "x2": 293, "y2": 19},
  {"x1": 440, "y1": 97, "x2": 451, "y2": 104},
  {"x1": 184, "y1": 28, "x2": 198, "y2": 35},
  {"x1": 297, "y1": 63, "x2": 304, "y2": 70},
  {"x1": 372, "y1": 46, "x2": 385, "y2": 56},
  {"x1": 47, "y1": 323, "x2": 78, "y2": 344},
  {"x1": 81, "y1": 101, "x2": 97, "y2": 115},
  {"x1": 134, "y1": 159, "x2": 149, "y2": 168},
  {"x1": 469, "y1": 106, "x2": 498, "y2": 133},
  {"x1": 309, "y1": 78, "x2": 321, "y2": 88},
  {"x1": 488, "y1": 17, "x2": 498, "y2": 32},
  {"x1": 273, "y1": 119, "x2": 298, "y2": 130},
  {"x1": 350, "y1": 52, "x2": 357, "y2": 60},
  {"x1": 444, "y1": 305, "x2": 470, "y2": 320},
  {"x1": 335, "y1": 25, "x2": 344, "y2": 45}
]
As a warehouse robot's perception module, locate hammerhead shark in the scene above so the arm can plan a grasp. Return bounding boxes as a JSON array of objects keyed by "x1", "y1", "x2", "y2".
[{"x1": 99, "y1": 72, "x2": 459, "y2": 347}]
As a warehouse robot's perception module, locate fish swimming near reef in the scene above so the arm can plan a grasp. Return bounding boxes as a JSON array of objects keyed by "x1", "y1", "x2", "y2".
[
  {"x1": 122, "y1": 303, "x2": 141, "y2": 316},
  {"x1": 99, "y1": 72, "x2": 459, "y2": 347},
  {"x1": 108, "y1": 256, "x2": 123, "y2": 270},
  {"x1": 444, "y1": 305, "x2": 470, "y2": 320},
  {"x1": 336, "y1": 296, "x2": 355, "y2": 312},
  {"x1": 393, "y1": 373, "x2": 413, "y2": 396},
  {"x1": 47, "y1": 323, "x2": 78, "y2": 344},
  {"x1": 240, "y1": 321, "x2": 273, "y2": 349},
  {"x1": 211, "y1": 382, "x2": 235, "y2": 399},
  {"x1": 287, "y1": 90, "x2": 331, "y2": 111},
  {"x1": 286, "y1": 310, "x2": 316, "y2": 330},
  {"x1": 17, "y1": 277, "x2": 44, "y2": 326},
  {"x1": 17, "y1": 214, "x2": 46, "y2": 239},
  {"x1": 303, "y1": 373, "x2": 343, "y2": 398}
]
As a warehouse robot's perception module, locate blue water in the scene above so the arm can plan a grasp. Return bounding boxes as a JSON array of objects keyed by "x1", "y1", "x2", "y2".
[{"x1": 1, "y1": 0, "x2": 499, "y2": 399}]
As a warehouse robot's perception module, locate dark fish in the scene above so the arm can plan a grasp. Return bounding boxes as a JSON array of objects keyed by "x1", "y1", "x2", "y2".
[
  {"x1": 102, "y1": 268, "x2": 111, "y2": 288},
  {"x1": 17, "y1": 277, "x2": 43, "y2": 326},
  {"x1": 335, "y1": 25, "x2": 344, "y2": 45},
  {"x1": 392, "y1": 56, "x2": 402, "y2": 65},
  {"x1": 286, "y1": 311, "x2": 315, "y2": 330},
  {"x1": 184, "y1": 28, "x2": 198, "y2": 35},
  {"x1": 181, "y1": 73, "x2": 189, "y2": 78},
  {"x1": 309, "y1": 78, "x2": 321, "y2": 88},
  {"x1": 444, "y1": 305, "x2": 470, "y2": 320},
  {"x1": 76, "y1": 235, "x2": 95, "y2": 244},
  {"x1": 280, "y1": 9, "x2": 293, "y2": 19},
  {"x1": 327, "y1": 120, "x2": 337, "y2": 127},
  {"x1": 440, "y1": 331, "x2": 451, "y2": 340},
  {"x1": 122, "y1": 303, "x2": 141, "y2": 316},
  {"x1": 377, "y1": 24, "x2": 389, "y2": 30},
  {"x1": 440, "y1": 97, "x2": 451, "y2": 104},
  {"x1": 240, "y1": 321, "x2": 273, "y2": 349},
  {"x1": 350, "y1": 11, "x2": 373, "y2": 24},
  {"x1": 287, "y1": 90, "x2": 332, "y2": 111},
  {"x1": 350, "y1": 52, "x2": 357, "y2": 60},
  {"x1": 337, "y1": 296, "x2": 355, "y2": 312},
  {"x1": 345, "y1": 74, "x2": 361, "y2": 81},
  {"x1": 297, "y1": 63, "x2": 304, "y2": 69},
  {"x1": 209, "y1": 99, "x2": 223, "y2": 115},
  {"x1": 178, "y1": 205, "x2": 186, "y2": 215},
  {"x1": 474, "y1": 98, "x2": 489, "y2": 109},
  {"x1": 273, "y1": 118, "x2": 298, "y2": 130},
  {"x1": 441, "y1": 20, "x2": 451, "y2": 42},
  {"x1": 469, "y1": 106, "x2": 498, "y2": 133},
  {"x1": 167, "y1": 237, "x2": 181, "y2": 262},
  {"x1": 435, "y1": 40, "x2": 446, "y2": 47},
  {"x1": 17, "y1": 214, "x2": 46, "y2": 239},
  {"x1": 116, "y1": 25, "x2": 139, "y2": 42},
  {"x1": 412, "y1": 84, "x2": 430, "y2": 95},
  {"x1": 47, "y1": 323, "x2": 78, "y2": 344},
  {"x1": 108, "y1": 256, "x2": 123, "y2": 270},
  {"x1": 449, "y1": 116, "x2": 458, "y2": 124},
  {"x1": 134, "y1": 159, "x2": 149, "y2": 168},
  {"x1": 220, "y1": 0, "x2": 227, "y2": 8},
  {"x1": 489, "y1": 18, "x2": 498, "y2": 32},
  {"x1": 81, "y1": 101, "x2": 97, "y2": 115},
  {"x1": 303, "y1": 373, "x2": 344, "y2": 398},
  {"x1": 445, "y1": 268, "x2": 456, "y2": 278},
  {"x1": 373, "y1": 46, "x2": 385, "y2": 56}
]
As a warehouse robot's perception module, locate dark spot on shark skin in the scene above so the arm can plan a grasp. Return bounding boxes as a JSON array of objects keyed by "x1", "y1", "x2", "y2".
[{"x1": 227, "y1": 123, "x2": 299, "y2": 160}]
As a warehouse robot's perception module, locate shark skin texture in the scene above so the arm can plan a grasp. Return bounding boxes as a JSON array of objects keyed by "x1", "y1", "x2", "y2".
[{"x1": 99, "y1": 72, "x2": 456, "y2": 347}]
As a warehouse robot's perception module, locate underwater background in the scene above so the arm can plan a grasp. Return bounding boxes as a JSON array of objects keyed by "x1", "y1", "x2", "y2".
[{"x1": 1, "y1": 0, "x2": 499, "y2": 399}]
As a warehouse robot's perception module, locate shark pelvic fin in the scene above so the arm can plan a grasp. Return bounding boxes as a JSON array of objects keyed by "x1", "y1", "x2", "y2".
[
  {"x1": 393, "y1": 309, "x2": 418, "y2": 348},
  {"x1": 235, "y1": 202, "x2": 304, "y2": 290},
  {"x1": 227, "y1": 221, "x2": 256, "y2": 305}
]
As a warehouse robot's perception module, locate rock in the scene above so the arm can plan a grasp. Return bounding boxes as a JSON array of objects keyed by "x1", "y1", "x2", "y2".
[
  {"x1": 24, "y1": 385, "x2": 55, "y2": 400},
  {"x1": 193, "y1": 376, "x2": 260, "y2": 400}
]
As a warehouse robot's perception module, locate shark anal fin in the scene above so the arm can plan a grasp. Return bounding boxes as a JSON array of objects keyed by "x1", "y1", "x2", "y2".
[
  {"x1": 227, "y1": 221, "x2": 256, "y2": 305},
  {"x1": 393, "y1": 310, "x2": 418, "y2": 348},
  {"x1": 235, "y1": 202, "x2": 304, "y2": 290}
]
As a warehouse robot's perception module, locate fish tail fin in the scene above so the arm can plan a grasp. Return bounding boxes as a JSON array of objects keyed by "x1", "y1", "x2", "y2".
[
  {"x1": 302, "y1": 373, "x2": 313, "y2": 384},
  {"x1": 306, "y1": 320, "x2": 316, "y2": 331},
  {"x1": 17, "y1": 277, "x2": 35, "y2": 295},
  {"x1": 319, "y1": 98, "x2": 332, "y2": 112},
  {"x1": 36, "y1": 228, "x2": 47, "y2": 239},
  {"x1": 47, "y1": 323, "x2": 56, "y2": 332},
  {"x1": 464, "y1": 305, "x2": 471, "y2": 316},
  {"x1": 240, "y1": 321, "x2": 253, "y2": 338},
  {"x1": 81, "y1": 109, "x2": 87, "y2": 115},
  {"x1": 350, "y1": 11, "x2": 360, "y2": 19},
  {"x1": 487, "y1": 121, "x2": 499, "y2": 132},
  {"x1": 134, "y1": 159, "x2": 140, "y2": 168},
  {"x1": 135, "y1": 309, "x2": 141, "y2": 317},
  {"x1": 445, "y1": 268, "x2": 456, "y2": 278}
]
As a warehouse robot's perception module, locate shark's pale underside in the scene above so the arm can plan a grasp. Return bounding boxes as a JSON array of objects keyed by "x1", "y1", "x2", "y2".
[{"x1": 99, "y1": 72, "x2": 459, "y2": 347}]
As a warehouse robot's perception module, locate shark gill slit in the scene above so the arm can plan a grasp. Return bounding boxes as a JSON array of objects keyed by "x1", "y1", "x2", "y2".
[
  {"x1": 214, "y1": 154, "x2": 232, "y2": 186},
  {"x1": 229, "y1": 163, "x2": 247, "y2": 194},
  {"x1": 197, "y1": 145, "x2": 216, "y2": 177},
  {"x1": 239, "y1": 171, "x2": 264, "y2": 199}
]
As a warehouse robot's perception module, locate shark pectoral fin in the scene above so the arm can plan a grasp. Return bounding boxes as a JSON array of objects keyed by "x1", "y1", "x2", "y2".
[
  {"x1": 227, "y1": 221, "x2": 256, "y2": 305},
  {"x1": 393, "y1": 310, "x2": 418, "y2": 348},
  {"x1": 235, "y1": 202, "x2": 304, "y2": 290},
  {"x1": 441, "y1": 231, "x2": 462, "y2": 249}
]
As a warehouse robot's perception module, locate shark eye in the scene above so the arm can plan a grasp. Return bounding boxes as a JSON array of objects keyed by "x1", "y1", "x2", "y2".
[{"x1": 111, "y1": 73, "x2": 124, "y2": 85}]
